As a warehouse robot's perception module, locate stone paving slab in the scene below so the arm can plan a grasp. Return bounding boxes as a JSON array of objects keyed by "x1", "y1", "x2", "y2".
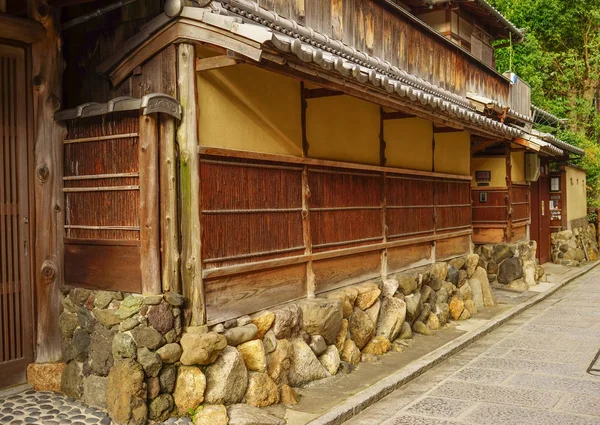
[{"x1": 465, "y1": 403, "x2": 600, "y2": 425}]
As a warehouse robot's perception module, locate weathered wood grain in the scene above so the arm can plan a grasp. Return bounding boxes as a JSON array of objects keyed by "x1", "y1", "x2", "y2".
[
  {"x1": 436, "y1": 234, "x2": 471, "y2": 260},
  {"x1": 387, "y1": 242, "x2": 433, "y2": 274},
  {"x1": 314, "y1": 251, "x2": 381, "y2": 294}
]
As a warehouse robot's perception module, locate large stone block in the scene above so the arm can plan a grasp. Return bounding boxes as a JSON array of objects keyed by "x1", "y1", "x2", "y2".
[
  {"x1": 180, "y1": 331, "x2": 227, "y2": 365},
  {"x1": 498, "y1": 257, "x2": 523, "y2": 284},
  {"x1": 299, "y1": 297, "x2": 343, "y2": 345},
  {"x1": 106, "y1": 359, "x2": 147, "y2": 425},
  {"x1": 348, "y1": 307, "x2": 375, "y2": 350},
  {"x1": 205, "y1": 346, "x2": 248, "y2": 405},
  {"x1": 27, "y1": 362, "x2": 65, "y2": 392},
  {"x1": 288, "y1": 338, "x2": 328, "y2": 386},
  {"x1": 245, "y1": 372, "x2": 280, "y2": 407},
  {"x1": 376, "y1": 297, "x2": 406, "y2": 341},
  {"x1": 83, "y1": 375, "x2": 107, "y2": 409},
  {"x1": 174, "y1": 366, "x2": 206, "y2": 415}
]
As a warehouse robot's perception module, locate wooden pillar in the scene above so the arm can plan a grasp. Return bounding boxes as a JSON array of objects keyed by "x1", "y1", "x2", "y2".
[
  {"x1": 560, "y1": 165, "x2": 568, "y2": 230},
  {"x1": 139, "y1": 114, "x2": 161, "y2": 295},
  {"x1": 160, "y1": 117, "x2": 180, "y2": 293},
  {"x1": 300, "y1": 82, "x2": 315, "y2": 297},
  {"x1": 379, "y1": 107, "x2": 388, "y2": 278},
  {"x1": 177, "y1": 43, "x2": 204, "y2": 325},
  {"x1": 505, "y1": 143, "x2": 513, "y2": 243},
  {"x1": 31, "y1": 1, "x2": 65, "y2": 363}
]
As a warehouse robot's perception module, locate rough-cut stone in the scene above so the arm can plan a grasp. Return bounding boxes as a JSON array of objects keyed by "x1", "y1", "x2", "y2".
[
  {"x1": 446, "y1": 266, "x2": 459, "y2": 286},
  {"x1": 327, "y1": 291, "x2": 354, "y2": 318},
  {"x1": 431, "y1": 262, "x2": 448, "y2": 281},
  {"x1": 280, "y1": 384, "x2": 298, "y2": 405},
  {"x1": 61, "y1": 361, "x2": 84, "y2": 399},
  {"x1": 426, "y1": 312, "x2": 440, "y2": 330},
  {"x1": 458, "y1": 282, "x2": 472, "y2": 301},
  {"x1": 459, "y1": 308, "x2": 471, "y2": 320},
  {"x1": 469, "y1": 277, "x2": 484, "y2": 309},
  {"x1": 436, "y1": 287, "x2": 449, "y2": 304},
  {"x1": 106, "y1": 359, "x2": 147, "y2": 425},
  {"x1": 349, "y1": 307, "x2": 375, "y2": 350},
  {"x1": 272, "y1": 304, "x2": 302, "y2": 339},
  {"x1": 399, "y1": 321, "x2": 412, "y2": 339},
  {"x1": 487, "y1": 261, "x2": 499, "y2": 275},
  {"x1": 112, "y1": 332, "x2": 136, "y2": 359},
  {"x1": 288, "y1": 338, "x2": 328, "y2": 386},
  {"x1": 147, "y1": 376, "x2": 160, "y2": 399},
  {"x1": 119, "y1": 316, "x2": 140, "y2": 332},
  {"x1": 164, "y1": 292, "x2": 185, "y2": 307},
  {"x1": 223, "y1": 324, "x2": 260, "y2": 347},
  {"x1": 94, "y1": 308, "x2": 121, "y2": 328},
  {"x1": 396, "y1": 272, "x2": 418, "y2": 296},
  {"x1": 263, "y1": 329, "x2": 277, "y2": 354},
  {"x1": 159, "y1": 364, "x2": 177, "y2": 394},
  {"x1": 492, "y1": 244, "x2": 517, "y2": 263},
  {"x1": 173, "y1": 366, "x2": 206, "y2": 414},
  {"x1": 376, "y1": 296, "x2": 406, "y2": 341},
  {"x1": 27, "y1": 362, "x2": 66, "y2": 392},
  {"x1": 70, "y1": 288, "x2": 92, "y2": 306},
  {"x1": 268, "y1": 338, "x2": 292, "y2": 386},
  {"x1": 508, "y1": 278, "x2": 529, "y2": 292},
  {"x1": 457, "y1": 270, "x2": 468, "y2": 287},
  {"x1": 116, "y1": 295, "x2": 144, "y2": 320},
  {"x1": 381, "y1": 278, "x2": 399, "y2": 298},
  {"x1": 156, "y1": 343, "x2": 182, "y2": 364},
  {"x1": 413, "y1": 320, "x2": 432, "y2": 335},
  {"x1": 335, "y1": 318, "x2": 349, "y2": 352},
  {"x1": 205, "y1": 346, "x2": 248, "y2": 405},
  {"x1": 365, "y1": 298, "x2": 381, "y2": 326},
  {"x1": 143, "y1": 295, "x2": 163, "y2": 305},
  {"x1": 131, "y1": 325, "x2": 165, "y2": 350},
  {"x1": 428, "y1": 276, "x2": 443, "y2": 292},
  {"x1": 341, "y1": 339, "x2": 361, "y2": 366},
  {"x1": 180, "y1": 331, "x2": 227, "y2": 365},
  {"x1": 355, "y1": 282, "x2": 381, "y2": 310},
  {"x1": 437, "y1": 303, "x2": 450, "y2": 326},
  {"x1": 465, "y1": 299, "x2": 478, "y2": 316},
  {"x1": 362, "y1": 336, "x2": 391, "y2": 355},
  {"x1": 498, "y1": 257, "x2": 523, "y2": 284},
  {"x1": 449, "y1": 257, "x2": 466, "y2": 270},
  {"x1": 405, "y1": 292, "x2": 422, "y2": 324},
  {"x1": 466, "y1": 254, "x2": 479, "y2": 278},
  {"x1": 59, "y1": 311, "x2": 79, "y2": 338},
  {"x1": 238, "y1": 339, "x2": 267, "y2": 372},
  {"x1": 449, "y1": 297, "x2": 465, "y2": 321},
  {"x1": 417, "y1": 302, "x2": 432, "y2": 324},
  {"x1": 237, "y1": 315, "x2": 252, "y2": 327},
  {"x1": 147, "y1": 303, "x2": 174, "y2": 334},
  {"x1": 94, "y1": 291, "x2": 114, "y2": 309},
  {"x1": 149, "y1": 393, "x2": 174, "y2": 422},
  {"x1": 318, "y1": 345, "x2": 341, "y2": 375},
  {"x1": 523, "y1": 260, "x2": 537, "y2": 286},
  {"x1": 227, "y1": 404, "x2": 286, "y2": 425},
  {"x1": 251, "y1": 311, "x2": 275, "y2": 339},
  {"x1": 309, "y1": 335, "x2": 327, "y2": 356},
  {"x1": 421, "y1": 285, "x2": 433, "y2": 304},
  {"x1": 472, "y1": 266, "x2": 496, "y2": 307},
  {"x1": 137, "y1": 347, "x2": 162, "y2": 378},
  {"x1": 83, "y1": 375, "x2": 107, "y2": 409},
  {"x1": 194, "y1": 404, "x2": 229, "y2": 425},
  {"x1": 245, "y1": 372, "x2": 280, "y2": 407},
  {"x1": 185, "y1": 325, "x2": 209, "y2": 335},
  {"x1": 299, "y1": 297, "x2": 343, "y2": 345}
]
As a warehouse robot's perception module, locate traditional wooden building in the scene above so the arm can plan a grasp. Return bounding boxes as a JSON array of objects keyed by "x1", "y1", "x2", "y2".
[{"x1": 0, "y1": 0, "x2": 588, "y2": 415}]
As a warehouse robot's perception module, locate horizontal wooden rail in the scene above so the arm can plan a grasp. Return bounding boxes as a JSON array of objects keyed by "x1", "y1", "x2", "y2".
[
  {"x1": 387, "y1": 205, "x2": 434, "y2": 209},
  {"x1": 200, "y1": 147, "x2": 472, "y2": 182},
  {"x1": 63, "y1": 185, "x2": 140, "y2": 193},
  {"x1": 203, "y1": 246, "x2": 306, "y2": 264},
  {"x1": 202, "y1": 208, "x2": 302, "y2": 215},
  {"x1": 202, "y1": 158, "x2": 303, "y2": 172},
  {"x1": 202, "y1": 229, "x2": 472, "y2": 280},
  {"x1": 63, "y1": 172, "x2": 139, "y2": 181},
  {"x1": 311, "y1": 206, "x2": 381, "y2": 212},
  {"x1": 64, "y1": 238, "x2": 141, "y2": 247},
  {"x1": 313, "y1": 236, "x2": 383, "y2": 250},
  {"x1": 64, "y1": 225, "x2": 140, "y2": 231},
  {"x1": 63, "y1": 133, "x2": 139, "y2": 144},
  {"x1": 388, "y1": 229, "x2": 434, "y2": 239}
]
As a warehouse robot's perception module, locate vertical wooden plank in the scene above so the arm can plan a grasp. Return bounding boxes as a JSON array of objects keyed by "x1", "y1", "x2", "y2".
[
  {"x1": 1, "y1": 56, "x2": 9, "y2": 363},
  {"x1": 506, "y1": 143, "x2": 513, "y2": 242},
  {"x1": 31, "y1": 2, "x2": 65, "y2": 363},
  {"x1": 177, "y1": 43, "x2": 204, "y2": 325},
  {"x1": 300, "y1": 84, "x2": 314, "y2": 296},
  {"x1": 160, "y1": 117, "x2": 180, "y2": 293},
  {"x1": 8, "y1": 53, "x2": 17, "y2": 361},
  {"x1": 139, "y1": 114, "x2": 161, "y2": 295},
  {"x1": 331, "y1": 0, "x2": 343, "y2": 40}
]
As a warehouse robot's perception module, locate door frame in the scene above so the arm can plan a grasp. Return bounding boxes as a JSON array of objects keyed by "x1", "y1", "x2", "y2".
[
  {"x1": 530, "y1": 160, "x2": 551, "y2": 264},
  {"x1": 0, "y1": 40, "x2": 35, "y2": 389}
]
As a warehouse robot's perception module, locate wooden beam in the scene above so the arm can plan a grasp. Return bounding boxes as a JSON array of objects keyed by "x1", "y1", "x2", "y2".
[
  {"x1": 471, "y1": 139, "x2": 503, "y2": 154},
  {"x1": 139, "y1": 115, "x2": 161, "y2": 295},
  {"x1": 505, "y1": 143, "x2": 513, "y2": 242},
  {"x1": 381, "y1": 111, "x2": 416, "y2": 120},
  {"x1": 195, "y1": 55, "x2": 241, "y2": 72},
  {"x1": 433, "y1": 126, "x2": 464, "y2": 134},
  {"x1": 513, "y1": 136, "x2": 540, "y2": 152},
  {"x1": 177, "y1": 43, "x2": 205, "y2": 325},
  {"x1": 31, "y1": 2, "x2": 64, "y2": 363},
  {"x1": 0, "y1": 14, "x2": 45, "y2": 44},
  {"x1": 302, "y1": 87, "x2": 344, "y2": 99}
]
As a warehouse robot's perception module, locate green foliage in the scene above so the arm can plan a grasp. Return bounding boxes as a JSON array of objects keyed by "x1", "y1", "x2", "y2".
[{"x1": 490, "y1": 0, "x2": 600, "y2": 208}]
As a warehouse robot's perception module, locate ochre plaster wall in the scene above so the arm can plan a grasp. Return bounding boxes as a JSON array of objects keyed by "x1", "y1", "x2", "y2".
[
  {"x1": 385, "y1": 118, "x2": 433, "y2": 171},
  {"x1": 196, "y1": 63, "x2": 303, "y2": 156},
  {"x1": 306, "y1": 95, "x2": 380, "y2": 164},
  {"x1": 566, "y1": 166, "x2": 587, "y2": 223},
  {"x1": 471, "y1": 157, "x2": 506, "y2": 188},
  {"x1": 511, "y1": 151, "x2": 525, "y2": 182},
  {"x1": 434, "y1": 131, "x2": 471, "y2": 175}
]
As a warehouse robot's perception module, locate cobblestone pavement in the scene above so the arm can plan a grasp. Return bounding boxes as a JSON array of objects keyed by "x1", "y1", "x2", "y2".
[
  {"x1": 345, "y1": 265, "x2": 600, "y2": 425},
  {"x1": 0, "y1": 390, "x2": 192, "y2": 425}
]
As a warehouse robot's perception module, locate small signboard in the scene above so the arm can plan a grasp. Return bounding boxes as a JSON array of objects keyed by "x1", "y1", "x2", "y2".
[{"x1": 475, "y1": 170, "x2": 491, "y2": 182}]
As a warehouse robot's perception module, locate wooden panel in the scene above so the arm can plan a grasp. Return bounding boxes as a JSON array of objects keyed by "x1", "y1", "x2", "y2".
[
  {"x1": 387, "y1": 242, "x2": 432, "y2": 274},
  {"x1": 512, "y1": 224, "x2": 527, "y2": 242},
  {"x1": 436, "y1": 234, "x2": 470, "y2": 260},
  {"x1": 313, "y1": 251, "x2": 381, "y2": 294},
  {"x1": 64, "y1": 242, "x2": 141, "y2": 293},
  {"x1": 387, "y1": 176, "x2": 435, "y2": 238},
  {"x1": 472, "y1": 189, "x2": 508, "y2": 224},
  {"x1": 472, "y1": 227, "x2": 506, "y2": 244},
  {"x1": 205, "y1": 263, "x2": 307, "y2": 324},
  {"x1": 0, "y1": 44, "x2": 33, "y2": 386}
]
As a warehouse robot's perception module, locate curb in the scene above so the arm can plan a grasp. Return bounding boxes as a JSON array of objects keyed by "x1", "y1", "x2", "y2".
[{"x1": 307, "y1": 262, "x2": 600, "y2": 425}]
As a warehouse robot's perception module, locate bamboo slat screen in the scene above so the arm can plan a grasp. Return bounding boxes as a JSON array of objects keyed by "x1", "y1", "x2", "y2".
[
  {"x1": 512, "y1": 184, "x2": 530, "y2": 223},
  {"x1": 200, "y1": 154, "x2": 472, "y2": 268},
  {"x1": 471, "y1": 189, "x2": 509, "y2": 224},
  {"x1": 64, "y1": 112, "x2": 141, "y2": 241}
]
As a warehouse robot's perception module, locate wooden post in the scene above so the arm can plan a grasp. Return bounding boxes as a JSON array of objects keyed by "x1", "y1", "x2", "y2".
[
  {"x1": 31, "y1": 1, "x2": 65, "y2": 363},
  {"x1": 380, "y1": 107, "x2": 388, "y2": 278},
  {"x1": 300, "y1": 83, "x2": 315, "y2": 296},
  {"x1": 505, "y1": 143, "x2": 513, "y2": 242},
  {"x1": 139, "y1": 114, "x2": 161, "y2": 295},
  {"x1": 160, "y1": 117, "x2": 180, "y2": 293},
  {"x1": 177, "y1": 43, "x2": 204, "y2": 325}
]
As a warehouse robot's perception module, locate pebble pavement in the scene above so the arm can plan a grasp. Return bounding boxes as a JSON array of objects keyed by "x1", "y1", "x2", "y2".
[{"x1": 0, "y1": 390, "x2": 192, "y2": 425}]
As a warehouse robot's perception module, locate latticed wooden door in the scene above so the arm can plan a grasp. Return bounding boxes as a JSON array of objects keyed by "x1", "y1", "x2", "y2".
[{"x1": 0, "y1": 44, "x2": 33, "y2": 388}]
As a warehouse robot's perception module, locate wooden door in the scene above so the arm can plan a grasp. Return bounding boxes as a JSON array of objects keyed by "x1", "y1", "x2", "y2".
[
  {"x1": 0, "y1": 44, "x2": 34, "y2": 388},
  {"x1": 530, "y1": 163, "x2": 551, "y2": 264}
]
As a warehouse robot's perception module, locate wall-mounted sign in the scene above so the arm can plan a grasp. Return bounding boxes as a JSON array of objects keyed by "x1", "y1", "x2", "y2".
[{"x1": 475, "y1": 170, "x2": 491, "y2": 182}]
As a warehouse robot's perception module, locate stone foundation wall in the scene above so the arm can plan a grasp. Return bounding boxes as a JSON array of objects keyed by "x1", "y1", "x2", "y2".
[
  {"x1": 551, "y1": 224, "x2": 599, "y2": 266},
  {"x1": 40, "y1": 255, "x2": 498, "y2": 425},
  {"x1": 475, "y1": 241, "x2": 544, "y2": 292}
]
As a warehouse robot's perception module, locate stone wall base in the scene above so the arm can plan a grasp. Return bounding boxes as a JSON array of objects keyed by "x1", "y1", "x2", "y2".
[
  {"x1": 27, "y1": 362, "x2": 66, "y2": 392},
  {"x1": 552, "y1": 224, "x2": 598, "y2": 266}
]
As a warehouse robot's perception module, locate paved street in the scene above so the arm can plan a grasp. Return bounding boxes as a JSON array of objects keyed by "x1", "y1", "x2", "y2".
[{"x1": 345, "y1": 264, "x2": 600, "y2": 425}]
